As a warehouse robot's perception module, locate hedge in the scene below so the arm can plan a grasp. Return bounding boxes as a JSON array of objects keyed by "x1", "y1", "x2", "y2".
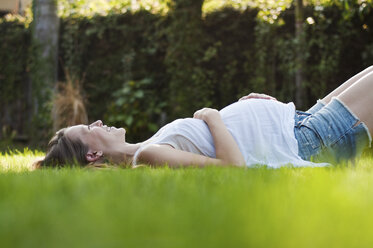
[{"x1": 0, "y1": 2, "x2": 372, "y2": 145}]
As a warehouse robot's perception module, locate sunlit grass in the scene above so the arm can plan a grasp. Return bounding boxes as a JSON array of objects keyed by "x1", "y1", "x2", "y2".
[
  {"x1": 0, "y1": 149, "x2": 43, "y2": 172},
  {"x1": 1, "y1": 151, "x2": 373, "y2": 248}
]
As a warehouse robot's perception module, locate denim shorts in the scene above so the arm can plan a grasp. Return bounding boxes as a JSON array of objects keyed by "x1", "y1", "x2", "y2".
[{"x1": 294, "y1": 98, "x2": 372, "y2": 163}]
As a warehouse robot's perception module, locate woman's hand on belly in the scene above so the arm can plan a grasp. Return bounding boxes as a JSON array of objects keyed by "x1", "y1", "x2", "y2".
[
  {"x1": 238, "y1": 92, "x2": 277, "y2": 101},
  {"x1": 193, "y1": 108, "x2": 246, "y2": 166},
  {"x1": 193, "y1": 108, "x2": 221, "y2": 124}
]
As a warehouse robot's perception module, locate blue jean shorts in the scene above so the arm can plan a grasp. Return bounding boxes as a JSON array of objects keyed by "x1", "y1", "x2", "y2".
[{"x1": 294, "y1": 98, "x2": 372, "y2": 163}]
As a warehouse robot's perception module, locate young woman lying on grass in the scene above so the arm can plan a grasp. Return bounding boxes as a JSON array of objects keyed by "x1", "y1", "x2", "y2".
[{"x1": 35, "y1": 66, "x2": 373, "y2": 169}]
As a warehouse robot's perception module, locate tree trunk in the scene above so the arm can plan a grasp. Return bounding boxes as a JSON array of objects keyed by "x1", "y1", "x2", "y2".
[
  {"x1": 30, "y1": 0, "x2": 59, "y2": 143},
  {"x1": 295, "y1": 0, "x2": 305, "y2": 108},
  {"x1": 32, "y1": 0, "x2": 59, "y2": 85}
]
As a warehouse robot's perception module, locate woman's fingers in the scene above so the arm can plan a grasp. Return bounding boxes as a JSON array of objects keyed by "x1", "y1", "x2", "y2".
[
  {"x1": 193, "y1": 108, "x2": 220, "y2": 123},
  {"x1": 239, "y1": 93, "x2": 277, "y2": 101},
  {"x1": 193, "y1": 108, "x2": 204, "y2": 119},
  {"x1": 193, "y1": 108, "x2": 209, "y2": 120},
  {"x1": 193, "y1": 108, "x2": 204, "y2": 120}
]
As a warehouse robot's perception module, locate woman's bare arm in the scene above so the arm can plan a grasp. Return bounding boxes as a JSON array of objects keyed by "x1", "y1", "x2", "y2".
[
  {"x1": 136, "y1": 108, "x2": 246, "y2": 168},
  {"x1": 193, "y1": 108, "x2": 245, "y2": 166},
  {"x1": 137, "y1": 144, "x2": 225, "y2": 168}
]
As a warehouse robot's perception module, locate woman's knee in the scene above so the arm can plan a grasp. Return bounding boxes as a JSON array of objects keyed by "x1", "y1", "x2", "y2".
[
  {"x1": 364, "y1": 70, "x2": 373, "y2": 81},
  {"x1": 364, "y1": 65, "x2": 373, "y2": 73}
]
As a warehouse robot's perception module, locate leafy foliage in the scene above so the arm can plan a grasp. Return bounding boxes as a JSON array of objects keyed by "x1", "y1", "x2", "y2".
[
  {"x1": 0, "y1": 18, "x2": 30, "y2": 141},
  {"x1": 1, "y1": 0, "x2": 373, "y2": 146},
  {"x1": 106, "y1": 78, "x2": 167, "y2": 142}
]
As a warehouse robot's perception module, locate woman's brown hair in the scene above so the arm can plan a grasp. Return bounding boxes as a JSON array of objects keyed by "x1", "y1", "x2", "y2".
[{"x1": 33, "y1": 128, "x2": 89, "y2": 168}]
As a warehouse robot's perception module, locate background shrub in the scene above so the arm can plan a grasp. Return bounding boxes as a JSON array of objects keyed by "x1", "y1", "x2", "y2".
[{"x1": 0, "y1": 1, "x2": 372, "y2": 147}]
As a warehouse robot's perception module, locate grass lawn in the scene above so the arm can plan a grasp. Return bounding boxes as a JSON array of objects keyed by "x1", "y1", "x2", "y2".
[{"x1": 1, "y1": 150, "x2": 373, "y2": 248}]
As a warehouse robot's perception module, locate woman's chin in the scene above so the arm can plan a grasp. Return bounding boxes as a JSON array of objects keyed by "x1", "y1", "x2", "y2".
[
  {"x1": 117, "y1": 128, "x2": 126, "y2": 140},
  {"x1": 118, "y1": 128, "x2": 126, "y2": 135}
]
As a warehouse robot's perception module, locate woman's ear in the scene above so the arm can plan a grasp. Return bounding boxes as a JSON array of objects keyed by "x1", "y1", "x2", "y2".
[{"x1": 86, "y1": 150, "x2": 103, "y2": 162}]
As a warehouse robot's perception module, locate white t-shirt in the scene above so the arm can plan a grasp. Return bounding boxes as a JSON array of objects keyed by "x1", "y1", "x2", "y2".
[{"x1": 133, "y1": 99, "x2": 329, "y2": 168}]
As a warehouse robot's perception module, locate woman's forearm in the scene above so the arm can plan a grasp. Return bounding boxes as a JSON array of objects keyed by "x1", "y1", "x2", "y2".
[
  {"x1": 193, "y1": 108, "x2": 245, "y2": 166},
  {"x1": 206, "y1": 118, "x2": 245, "y2": 166}
]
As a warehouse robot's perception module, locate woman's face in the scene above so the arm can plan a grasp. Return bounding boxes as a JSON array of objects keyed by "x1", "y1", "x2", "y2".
[{"x1": 64, "y1": 120, "x2": 126, "y2": 153}]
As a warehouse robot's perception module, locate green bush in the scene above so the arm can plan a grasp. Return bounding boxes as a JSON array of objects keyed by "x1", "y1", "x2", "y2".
[
  {"x1": 59, "y1": 10, "x2": 169, "y2": 130},
  {"x1": 106, "y1": 78, "x2": 167, "y2": 142},
  {"x1": 0, "y1": 18, "x2": 30, "y2": 140}
]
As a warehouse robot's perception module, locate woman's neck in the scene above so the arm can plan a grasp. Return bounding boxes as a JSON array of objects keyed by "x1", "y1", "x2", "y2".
[
  {"x1": 123, "y1": 142, "x2": 143, "y2": 164},
  {"x1": 103, "y1": 142, "x2": 141, "y2": 165},
  {"x1": 122, "y1": 137, "x2": 155, "y2": 165},
  {"x1": 109, "y1": 137, "x2": 155, "y2": 165}
]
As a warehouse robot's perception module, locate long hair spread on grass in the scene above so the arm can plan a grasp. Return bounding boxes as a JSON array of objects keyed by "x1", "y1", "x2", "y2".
[
  {"x1": 33, "y1": 128, "x2": 89, "y2": 169},
  {"x1": 32, "y1": 129, "x2": 121, "y2": 169}
]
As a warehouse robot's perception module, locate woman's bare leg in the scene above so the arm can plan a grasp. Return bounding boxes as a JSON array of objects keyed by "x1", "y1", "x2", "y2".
[
  {"x1": 320, "y1": 66, "x2": 373, "y2": 105},
  {"x1": 337, "y1": 70, "x2": 373, "y2": 135}
]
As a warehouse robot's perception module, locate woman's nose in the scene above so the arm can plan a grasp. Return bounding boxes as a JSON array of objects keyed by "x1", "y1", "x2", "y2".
[{"x1": 91, "y1": 120, "x2": 103, "y2": 127}]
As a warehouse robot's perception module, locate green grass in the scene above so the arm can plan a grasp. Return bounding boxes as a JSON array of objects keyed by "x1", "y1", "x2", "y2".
[{"x1": 1, "y1": 150, "x2": 373, "y2": 248}]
